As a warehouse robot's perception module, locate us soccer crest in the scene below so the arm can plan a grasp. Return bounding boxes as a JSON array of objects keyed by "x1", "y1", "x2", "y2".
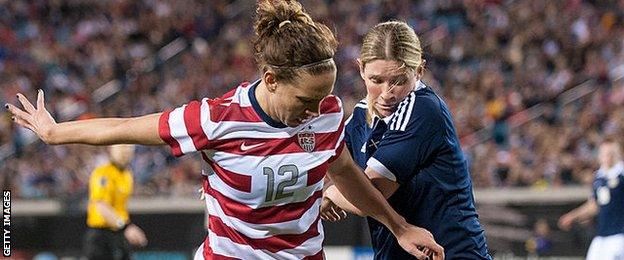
[{"x1": 297, "y1": 130, "x2": 316, "y2": 152}]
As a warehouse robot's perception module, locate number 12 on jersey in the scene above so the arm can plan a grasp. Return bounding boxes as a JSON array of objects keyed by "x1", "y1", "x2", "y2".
[{"x1": 263, "y1": 165, "x2": 299, "y2": 202}]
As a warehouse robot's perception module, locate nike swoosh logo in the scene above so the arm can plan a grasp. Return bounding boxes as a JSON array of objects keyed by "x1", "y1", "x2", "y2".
[{"x1": 240, "y1": 142, "x2": 265, "y2": 151}]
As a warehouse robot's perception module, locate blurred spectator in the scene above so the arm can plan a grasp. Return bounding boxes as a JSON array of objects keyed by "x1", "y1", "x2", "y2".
[{"x1": 525, "y1": 218, "x2": 554, "y2": 256}]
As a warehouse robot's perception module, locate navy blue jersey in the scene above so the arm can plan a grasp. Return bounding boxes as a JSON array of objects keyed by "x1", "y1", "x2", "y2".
[
  {"x1": 344, "y1": 81, "x2": 490, "y2": 259},
  {"x1": 592, "y1": 162, "x2": 624, "y2": 237}
]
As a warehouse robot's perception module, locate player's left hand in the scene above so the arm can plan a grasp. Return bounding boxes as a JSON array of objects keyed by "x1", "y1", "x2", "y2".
[{"x1": 320, "y1": 196, "x2": 347, "y2": 222}]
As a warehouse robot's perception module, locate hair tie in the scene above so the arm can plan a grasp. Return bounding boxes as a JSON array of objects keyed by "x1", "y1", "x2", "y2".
[{"x1": 279, "y1": 20, "x2": 292, "y2": 29}]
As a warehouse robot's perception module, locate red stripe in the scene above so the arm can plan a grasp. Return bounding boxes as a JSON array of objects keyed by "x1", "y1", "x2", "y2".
[
  {"x1": 208, "y1": 162, "x2": 252, "y2": 193},
  {"x1": 208, "y1": 214, "x2": 321, "y2": 253},
  {"x1": 184, "y1": 100, "x2": 211, "y2": 151},
  {"x1": 328, "y1": 119, "x2": 346, "y2": 163},
  {"x1": 221, "y1": 86, "x2": 239, "y2": 99},
  {"x1": 206, "y1": 187, "x2": 322, "y2": 224},
  {"x1": 158, "y1": 110, "x2": 183, "y2": 157},
  {"x1": 209, "y1": 100, "x2": 263, "y2": 123},
  {"x1": 203, "y1": 236, "x2": 239, "y2": 260},
  {"x1": 303, "y1": 250, "x2": 324, "y2": 260},
  {"x1": 328, "y1": 140, "x2": 345, "y2": 163},
  {"x1": 306, "y1": 163, "x2": 327, "y2": 186},
  {"x1": 320, "y1": 95, "x2": 341, "y2": 114},
  {"x1": 208, "y1": 132, "x2": 340, "y2": 156}
]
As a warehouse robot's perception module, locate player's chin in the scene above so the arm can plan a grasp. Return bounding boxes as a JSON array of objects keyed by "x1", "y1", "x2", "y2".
[{"x1": 375, "y1": 104, "x2": 397, "y2": 117}]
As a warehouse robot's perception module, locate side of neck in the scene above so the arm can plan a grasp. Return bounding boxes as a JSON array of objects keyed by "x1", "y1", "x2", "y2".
[{"x1": 256, "y1": 81, "x2": 279, "y2": 122}]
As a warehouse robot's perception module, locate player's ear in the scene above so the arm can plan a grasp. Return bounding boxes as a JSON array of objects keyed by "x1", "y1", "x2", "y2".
[
  {"x1": 356, "y1": 59, "x2": 365, "y2": 80},
  {"x1": 263, "y1": 70, "x2": 278, "y2": 93},
  {"x1": 416, "y1": 59, "x2": 426, "y2": 79}
]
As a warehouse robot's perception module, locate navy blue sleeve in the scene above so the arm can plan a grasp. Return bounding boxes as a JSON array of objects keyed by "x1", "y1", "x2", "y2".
[
  {"x1": 344, "y1": 113, "x2": 354, "y2": 153},
  {"x1": 368, "y1": 94, "x2": 444, "y2": 184}
]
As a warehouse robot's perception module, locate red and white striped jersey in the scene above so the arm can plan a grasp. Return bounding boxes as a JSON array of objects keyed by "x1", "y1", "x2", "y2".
[{"x1": 158, "y1": 80, "x2": 345, "y2": 259}]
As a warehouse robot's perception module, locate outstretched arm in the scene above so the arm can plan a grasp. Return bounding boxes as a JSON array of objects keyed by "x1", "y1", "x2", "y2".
[
  {"x1": 328, "y1": 149, "x2": 444, "y2": 260},
  {"x1": 324, "y1": 166, "x2": 400, "y2": 216},
  {"x1": 6, "y1": 90, "x2": 164, "y2": 146},
  {"x1": 558, "y1": 198, "x2": 599, "y2": 231}
]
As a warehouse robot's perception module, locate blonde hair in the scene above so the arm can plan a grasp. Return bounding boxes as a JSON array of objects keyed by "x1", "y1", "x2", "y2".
[{"x1": 359, "y1": 21, "x2": 424, "y2": 123}]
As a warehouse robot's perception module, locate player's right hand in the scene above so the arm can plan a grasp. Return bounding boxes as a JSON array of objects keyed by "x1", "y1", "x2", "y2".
[
  {"x1": 396, "y1": 225, "x2": 444, "y2": 260},
  {"x1": 5, "y1": 90, "x2": 58, "y2": 144},
  {"x1": 124, "y1": 224, "x2": 148, "y2": 247}
]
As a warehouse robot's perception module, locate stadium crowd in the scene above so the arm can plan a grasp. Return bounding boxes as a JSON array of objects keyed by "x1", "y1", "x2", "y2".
[{"x1": 1, "y1": 0, "x2": 624, "y2": 199}]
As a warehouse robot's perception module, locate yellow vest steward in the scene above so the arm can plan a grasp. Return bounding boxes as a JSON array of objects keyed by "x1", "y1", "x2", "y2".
[{"x1": 87, "y1": 163, "x2": 133, "y2": 229}]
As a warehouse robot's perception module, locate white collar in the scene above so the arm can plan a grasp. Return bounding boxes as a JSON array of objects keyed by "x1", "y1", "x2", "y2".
[{"x1": 597, "y1": 161, "x2": 624, "y2": 179}]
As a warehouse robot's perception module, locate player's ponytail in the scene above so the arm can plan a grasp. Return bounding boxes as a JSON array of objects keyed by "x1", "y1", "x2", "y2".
[{"x1": 254, "y1": 0, "x2": 337, "y2": 83}]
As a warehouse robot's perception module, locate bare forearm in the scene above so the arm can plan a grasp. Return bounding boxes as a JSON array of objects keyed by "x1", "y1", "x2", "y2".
[
  {"x1": 329, "y1": 151, "x2": 408, "y2": 235},
  {"x1": 49, "y1": 114, "x2": 163, "y2": 145},
  {"x1": 572, "y1": 200, "x2": 599, "y2": 222},
  {"x1": 325, "y1": 185, "x2": 364, "y2": 216}
]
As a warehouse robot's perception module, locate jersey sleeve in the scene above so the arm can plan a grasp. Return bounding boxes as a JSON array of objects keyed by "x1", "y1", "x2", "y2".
[
  {"x1": 343, "y1": 112, "x2": 355, "y2": 153},
  {"x1": 159, "y1": 98, "x2": 212, "y2": 157},
  {"x1": 325, "y1": 96, "x2": 346, "y2": 163},
  {"x1": 89, "y1": 167, "x2": 111, "y2": 203},
  {"x1": 367, "y1": 94, "x2": 444, "y2": 184}
]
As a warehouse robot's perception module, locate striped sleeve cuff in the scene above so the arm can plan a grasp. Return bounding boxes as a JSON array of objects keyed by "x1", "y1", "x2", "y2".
[{"x1": 158, "y1": 109, "x2": 183, "y2": 157}]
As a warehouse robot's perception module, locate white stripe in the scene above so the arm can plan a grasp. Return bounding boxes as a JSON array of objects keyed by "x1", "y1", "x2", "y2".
[
  {"x1": 205, "y1": 195, "x2": 321, "y2": 238},
  {"x1": 390, "y1": 98, "x2": 409, "y2": 130},
  {"x1": 199, "y1": 98, "x2": 212, "y2": 147},
  {"x1": 366, "y1": 157, "x2": 397, "y2": 182},
  {"x1": 194, "y1": 243, "x2": 204, "y2": 260},
  {"x1": 212, "y1": 150, "x2": 336, "y2": 177},
  {"x1": 354, "y1": 103, "x2": 368, "y2": 109},
  {"x1": 344, "y1": 114, "x2": 354, "y2": 126},
  {"x1": 389, "y1": 113, "x2": 398, "y2": 130},
  {"x1": 168, "y1": 105, "x2": 198, "y2": 154},
  {"x1": 390, "y1": 99, "x2": 407, "y2": 130},
  {"x1": 335, "y1": 126, "x2": 345, "y2": 150},
  {"x1": 207, "y1": 171, "x2": 324, "y2": 209},
  {"x1": 400, "y1": 92, "x2": 416, "y2": 131},
  {"x1": 208, "y1": 221, "x2": 324, "y2": 260},
  {"x1": 233, "y1": 82, "x2": 254, "y2": 107},
  {"x1": 204, "y1": 112, "x2": 343, "y2": 140}
]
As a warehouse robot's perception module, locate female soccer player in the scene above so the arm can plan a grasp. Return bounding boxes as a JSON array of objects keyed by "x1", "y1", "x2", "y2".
[
  {"x1": 6, "y1": 2, "x2": 443, "y2": 260},
  {"x1": 322, "y1": 21, "x2": 491, "y2": 259}
]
